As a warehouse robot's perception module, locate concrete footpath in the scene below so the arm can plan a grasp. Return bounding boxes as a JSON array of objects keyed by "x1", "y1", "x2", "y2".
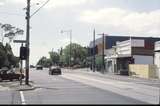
[
  {"x1": 67, "y1": 68, "x2": 160, "y2": 88},
  {"x1": 0, "y1": 80, "x2": 35, "y2": 91}
]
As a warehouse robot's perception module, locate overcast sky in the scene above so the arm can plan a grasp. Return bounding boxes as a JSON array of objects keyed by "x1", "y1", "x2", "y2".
[{"x1": 0, "y1": 0, "x2": 160, "y2": 65}]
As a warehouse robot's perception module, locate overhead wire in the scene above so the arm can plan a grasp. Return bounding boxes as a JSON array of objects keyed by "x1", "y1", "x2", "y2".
[{"x1": 30, "y1": 0, "x2": 50, "y2": 18}]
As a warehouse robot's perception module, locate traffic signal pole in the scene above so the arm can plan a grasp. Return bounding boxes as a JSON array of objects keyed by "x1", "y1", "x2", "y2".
[{"x1": 25, "y1": 0, "x2": 30, "y2": 85}]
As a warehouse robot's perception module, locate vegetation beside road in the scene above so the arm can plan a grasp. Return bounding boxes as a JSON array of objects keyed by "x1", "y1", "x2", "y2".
[
  {"x1": 37, "y1": 43, "x2": 89, "y2": 68},
  {"x1": 0, "y1": 23, "x2": 24, "y2": 69},
  {"x1": 0, "y1": 42, "x2": 19, "y2": 69}
]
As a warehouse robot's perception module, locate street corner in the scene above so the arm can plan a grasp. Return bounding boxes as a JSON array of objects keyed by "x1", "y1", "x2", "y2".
[
  {"x1": 0, "y1": 85, "x2": 10, "y2": 91},
  {"x1": 15, "y1": 84, "x2": 36, "y2": 91},
  {"x1": 14, "y1": 81, "x2": 36, "y2": 91},
  {"x1": 0, "y1": 80, "x2": 36, "y2": 91},
  {"x1": 0, "y1": 81, "x2": 11, "y2": 91}
]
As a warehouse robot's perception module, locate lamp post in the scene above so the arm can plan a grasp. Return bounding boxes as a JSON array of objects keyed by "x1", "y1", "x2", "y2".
[{"x1": 61, "y1": 30, "x2": 72, "y2": 69}]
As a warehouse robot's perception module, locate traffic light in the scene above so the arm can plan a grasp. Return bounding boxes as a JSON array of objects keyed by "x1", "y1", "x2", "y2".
[{"x1": 20, "y1": 47, "x2": 27, "y2": 60}]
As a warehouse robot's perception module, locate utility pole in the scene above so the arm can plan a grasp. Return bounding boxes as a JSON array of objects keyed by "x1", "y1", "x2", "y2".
[
  {"x1": 97, "y1": 33, "x2": 106, "y2": 74},
  {"x1": 102, "y1": 33, "x2": 105, "y2": 73},
  {"x1": 25, "y1": 0, "x2": 30, "y2": 85},
  {"x1": 70, "y1": 30, "x2": 72, "y2": 69},
  {"x1": 93, "y1": 29, "x2": 96, "y2": 72}
]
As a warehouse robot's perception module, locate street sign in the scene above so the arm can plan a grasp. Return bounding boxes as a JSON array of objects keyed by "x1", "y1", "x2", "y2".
[{"x1": 13, "y1": 40, "x2": 27, "y2": 43}]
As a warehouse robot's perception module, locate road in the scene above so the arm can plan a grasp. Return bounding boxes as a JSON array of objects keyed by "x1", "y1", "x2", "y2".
[{"x1": 0, "y1": 68, "x2": 159, "y2": 104}]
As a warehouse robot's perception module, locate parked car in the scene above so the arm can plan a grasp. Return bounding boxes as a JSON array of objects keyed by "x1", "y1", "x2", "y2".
[
  {"x1": 36, "y1": 65, "x2": 43, "y2": 70},
  {"x1": 0, "y1": 69, "x2": 25, "y2": 81},
  {"x1": 49, "y1": 66, "x2": 62, "y2": 75}
]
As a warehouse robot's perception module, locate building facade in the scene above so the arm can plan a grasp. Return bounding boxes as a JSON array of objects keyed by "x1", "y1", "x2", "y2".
[
  {"x1": 154, "y1": 41, "x2": 160, "y2": 79},
  {"x1": 105, "y1": 39, "x2": 154, "y2": 75},
  {"x1": 89, "y1": 35, "x2": 160, "y2": 74}
]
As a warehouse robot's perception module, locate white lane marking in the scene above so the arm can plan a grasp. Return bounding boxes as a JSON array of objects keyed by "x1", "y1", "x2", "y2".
[{"x1": 20, "y1": 91, "x2": 26, "y2": 105}]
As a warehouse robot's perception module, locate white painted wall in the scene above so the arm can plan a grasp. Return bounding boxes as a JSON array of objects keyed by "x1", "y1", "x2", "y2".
[
  {"x1": 116, "y1": 40, "x2": 131, "y2": 55},
  {"x1": 131, "y1": 39, "x2": 144, "y2": 47},
  {"x1": 133, "y1": 55, "x2": 153, "y2": 64},
  {"x1": 155, "y1": 41, "x2": 160, "y2": 51},
  {"x1": 154, "y1": 53, "x2": 160, "y2": 79},
  {"x1": 116, "y1": 39, "x2": 145, "y2": 56},
  {"x1": 155, "y1": 41, "x2": 160, "y2": 79}
]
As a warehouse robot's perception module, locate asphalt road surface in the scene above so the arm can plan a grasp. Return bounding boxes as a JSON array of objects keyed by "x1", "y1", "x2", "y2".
[{"x1": 0, "y1": 68, "x2": 159, "y2": 104}]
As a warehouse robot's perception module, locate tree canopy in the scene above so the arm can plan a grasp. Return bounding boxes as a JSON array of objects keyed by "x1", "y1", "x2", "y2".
[
  {"x1": 62, "y1": 43, "x2": 88, "y2": 66},
  {"x1": 49, "y1": 51, "x2": 60, "y2": 65},
  {"x1": 0, "y1": 42, "x2": 19, "y2": 68},
  {"x1": 37, "y1": 56, "x2": 52, "y2": 67},
  {"x1": 36, "y1": 43, "x2": 89, "y2": 68}
]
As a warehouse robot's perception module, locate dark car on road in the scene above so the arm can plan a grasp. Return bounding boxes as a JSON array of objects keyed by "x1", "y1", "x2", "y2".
[
  {"x1": 0, "y1": 68, "x2": 25, "y2": 81},
  {"x1": 36, "y1": 65, "x2": 43, "y2": 70},
  {"x1": 49, "y1": 66, "x2": 62, "y2": 75}
]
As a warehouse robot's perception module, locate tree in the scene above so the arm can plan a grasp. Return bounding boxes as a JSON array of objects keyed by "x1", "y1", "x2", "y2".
[
  {"x1": 37, "y1": 56, "x2": 52, "y2": 67},
  {"x1": 0, "y1": 43, "x2": 19, "y2": 68},
  {"x1": 37, "y1": 56, "x2": 47, "y2": 66},
  {"x1": 4, "y1": 27, "x2": 24, "y2": 43},
  {"x1": 5, "y1": 43, "x2": 19, "y2": 68},
  {"x1": 62, "y1": 43, "x2": 88, "y2": 67},
  {"x1": 1, "y1": 24, "x2": 14, "y2": 43},
  {"x1": 49, "y1": 51, "x2": 60, "y2": 66},
  {"x1": 0, "y1": 23, "x2": 23, "y2": 69},
  {"x1": 0, "y1": 42, "x2": 8, "y2": 68},
  {"x1": 1, "y1": 23, "x2": 24, "y2": 44},
  {"x1": 36, "y1": 43, "x2": 88, "y2": 68}
]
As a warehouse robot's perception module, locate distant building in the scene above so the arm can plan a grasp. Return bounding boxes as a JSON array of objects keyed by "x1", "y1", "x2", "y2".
[
  {"x1": 154, "y1": 41, "x2": 160, "y2": 79},
  {"x1": 89, "y1": 36, "x2": 160, "y2": 55},
  {"x1": 105, "y1": 39, "x2": 154, "y2": 75},
  {"x1": 89, "y1": 35, "x2": 160, "y2": 74}
]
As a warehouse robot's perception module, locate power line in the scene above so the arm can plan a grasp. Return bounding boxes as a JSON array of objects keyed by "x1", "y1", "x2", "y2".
[{"x1": 30, "y1": 0, "x2": 50, "y2": 18}]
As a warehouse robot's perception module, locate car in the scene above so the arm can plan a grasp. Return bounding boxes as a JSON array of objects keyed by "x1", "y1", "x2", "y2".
[
  {"x1": 36, "y1": 65, "x2": 43, "y2": 70},
  {"x1": 49, "y1": 66, "x2": 62, "y2": 75},
  {"x1": 30, "y1": 65, "x2": 35, "y2": 68},
  {"x1": 0, "y1": 69, "x2": 25, "y2": 81}
]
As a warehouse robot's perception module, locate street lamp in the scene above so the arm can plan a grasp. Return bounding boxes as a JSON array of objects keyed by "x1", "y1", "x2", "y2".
[{"x1": 61, "y1": 30, "x2": 72, "y2": 69}]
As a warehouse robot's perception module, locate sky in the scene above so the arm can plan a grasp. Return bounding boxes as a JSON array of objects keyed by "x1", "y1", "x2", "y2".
[{"x1": 0, "y1": 0, "x2": 160, "y2": 65}]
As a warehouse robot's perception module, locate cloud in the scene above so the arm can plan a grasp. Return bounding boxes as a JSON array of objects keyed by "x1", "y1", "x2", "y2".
[
  {"x1": 46, "y1": 0, "x2": 94, "y2": 9},
  {"x1": 0, "y1": 0, "x2": 6, "y2": 6},
  {"x1": 8, "y1": 0, "x2": 25, "y2": 3},
  {"x1": 59, "y1": 38, "x2": 79, "y2": 46},
  {"x1": 79, "y1": 8, "x2": 160, "y2": 36},
  {"x1": 0, "y1": 2, "x2": 4, "y2": 6},
  {"x1": 8, "y1": 0, "x2": 94, "y2": 9}
]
